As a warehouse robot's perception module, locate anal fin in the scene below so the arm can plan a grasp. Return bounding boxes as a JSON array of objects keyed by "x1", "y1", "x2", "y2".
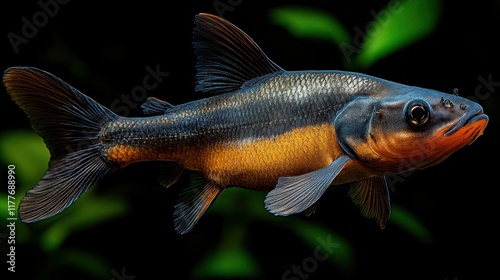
[
  {"x1": 174, "y1": 174, "x2": 223, "y2": 234},
  {"x1": 348, "y1": 176, "x2": 391, "y2": 229}
]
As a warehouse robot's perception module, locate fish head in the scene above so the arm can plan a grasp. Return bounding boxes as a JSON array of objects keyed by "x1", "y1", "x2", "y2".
[{"x1": 335, "y1": 87, "x2": 488, "y2": 174}]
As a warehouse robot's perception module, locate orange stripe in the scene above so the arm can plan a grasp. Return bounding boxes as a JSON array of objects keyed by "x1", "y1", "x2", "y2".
[
  {"x1": 103, "y1": 123, "x2": 359, "y2": 190},
  {"x1": 104, "y1": 145, "x2": 170, "y2": 167},
  {"x1": 191, "y1": 123, "x2": 344, "y2": 189}
]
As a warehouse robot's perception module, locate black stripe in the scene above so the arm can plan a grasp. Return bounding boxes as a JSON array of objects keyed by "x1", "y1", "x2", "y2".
[{"x1": 102, "y1": 71, "x2": 387, "y2": 147}]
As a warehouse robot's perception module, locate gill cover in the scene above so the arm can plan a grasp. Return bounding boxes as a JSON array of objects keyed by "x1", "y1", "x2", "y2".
[{"x1": 334, "y1": 98, "x2": 381, "y2": 163}]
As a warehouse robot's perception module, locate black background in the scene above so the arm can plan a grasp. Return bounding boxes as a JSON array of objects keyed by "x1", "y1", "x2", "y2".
[{"x1": 1, "y1": 0, "x2": 499, "y2": 279}]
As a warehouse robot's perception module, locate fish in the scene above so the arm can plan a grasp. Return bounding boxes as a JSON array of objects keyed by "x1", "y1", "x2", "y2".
[{"x1": 3, "y1": 13, "x2": 488, "y2": 234}]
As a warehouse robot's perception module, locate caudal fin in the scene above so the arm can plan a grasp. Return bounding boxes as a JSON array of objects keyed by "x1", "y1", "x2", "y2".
[{"x1": 3, "y1": 67, "x2": 118, "y2": 223}]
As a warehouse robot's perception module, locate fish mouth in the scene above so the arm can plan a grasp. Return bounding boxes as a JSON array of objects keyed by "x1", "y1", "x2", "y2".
[{"x1": 444, "y1": 109, "x2": 489, "y2": 140}]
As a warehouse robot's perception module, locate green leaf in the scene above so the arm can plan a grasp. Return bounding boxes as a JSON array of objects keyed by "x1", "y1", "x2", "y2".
[
  {"x1": 269, "y1": 6, "x2": 351, "y2": 46},
  {"x1": 0, "y1": 130, "x2": 50, "y2": 190},
  {"x1": 352, "y1": 0, "x2": 442, "y2": 69},
  {"x1": 390, "y1": 204, "x2": 433, "y2": 244}
]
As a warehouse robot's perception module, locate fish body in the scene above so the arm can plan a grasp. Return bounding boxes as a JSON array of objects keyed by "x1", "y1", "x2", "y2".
[
  {"x1": 3, "y1": 13, "x2": 488, "y2": 234},
  {"x1": 102, "y1": 70, "x2": 383, "y2": 188}
]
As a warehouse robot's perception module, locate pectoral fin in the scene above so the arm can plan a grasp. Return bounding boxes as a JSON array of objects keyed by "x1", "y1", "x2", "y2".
[
  {"x1": 174, "y1": 173, "x2": 223, "y2": 234},
  {"x1": 348, "y1": 176, "x2": 391, "y2": 229},
  {"x1": 265, "y1": 155, "x2": 351, "y2": 216}
]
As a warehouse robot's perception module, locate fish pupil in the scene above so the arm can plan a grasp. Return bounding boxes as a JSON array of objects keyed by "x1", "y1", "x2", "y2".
[
  {"x1": 412, "y1": 106, "x2": 426, "y2": 122},
  {"x1": 404, "y1": 99, "x2": 430, "y2": 127}
]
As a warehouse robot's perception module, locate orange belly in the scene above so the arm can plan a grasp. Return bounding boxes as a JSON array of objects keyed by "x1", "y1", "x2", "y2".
[{"x1": 185, "y1": 123, "x2": 344, "y2": 190}]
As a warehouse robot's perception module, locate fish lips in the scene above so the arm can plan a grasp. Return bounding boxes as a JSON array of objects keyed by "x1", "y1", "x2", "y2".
[{"x1": 444, "y1": 107, "x2": 489, "y2": 140}]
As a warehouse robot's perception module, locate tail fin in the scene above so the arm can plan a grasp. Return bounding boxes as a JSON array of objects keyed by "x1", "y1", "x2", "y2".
[{"x1": 3, "y1": 67, "x2": 118, "y2": 223}]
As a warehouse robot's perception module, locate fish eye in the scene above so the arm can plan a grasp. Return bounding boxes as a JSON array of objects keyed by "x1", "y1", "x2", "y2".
[{"x1": 404, "y1": 99, "x2": 430, "y2": 127}]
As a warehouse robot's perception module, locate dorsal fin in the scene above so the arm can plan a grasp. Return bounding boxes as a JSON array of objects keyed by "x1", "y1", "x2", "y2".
[
  {"x1": 141, "y1": 97, "x2": 174, "y2": 115},
  {"x1": 193, "y1": 13, "x2": 285, "y2": 94}
]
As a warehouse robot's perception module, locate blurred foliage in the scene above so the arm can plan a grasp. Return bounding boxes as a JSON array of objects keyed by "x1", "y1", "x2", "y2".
[
  {"x1": 352, "y1": 0, "x2": 441, "y2": 69},
  {"x1": 270, "y1": 7, "x2": 351, "y2": 48},
  {"x1": 194, "y1": 247, "x2": 260, "y2": 278},
  {"x1": 269, "y1": 0, "x2": 442, "y2": 69},
  {"x1": 39, "y1": 195, "x2": 128, "y2": 252},
  {"x1": 390, "y1": 205, "x2": 433, "y2": 244},
  {"x1": 0, "y1": 130, "x2": 49, "y2": 189},
  {"x1": 195, "y1": 188, "x2": 354, "y2": 278},
  {"x1": 39, "y1": 249, "x2": 111, "y2": 279},
  {"x1": 1, "y1": 1, "x2": 444, "y2": 278}
]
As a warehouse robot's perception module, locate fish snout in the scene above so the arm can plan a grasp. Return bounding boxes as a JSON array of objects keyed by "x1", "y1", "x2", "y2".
[{"x1": 443, "y1": 97, "x2": 488, "y2": 137}]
